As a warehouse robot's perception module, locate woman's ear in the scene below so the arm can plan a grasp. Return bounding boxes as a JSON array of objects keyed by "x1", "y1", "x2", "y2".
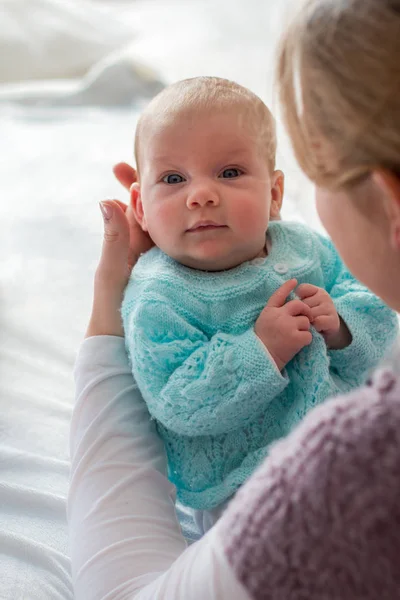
[
  {"x1": 270, "y1": 170, "x2": 284, "y2": 220},
  {"x1": 130, "y1": 182, "x2": 148, "y2": 232},
  {"x1": 373, "y1": 169, "x2": 400, "y2": 251}
]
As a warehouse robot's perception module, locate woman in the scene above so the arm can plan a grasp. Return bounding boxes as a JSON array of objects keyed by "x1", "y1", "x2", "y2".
[{"x1": 68, "y1": 0, "x2": 400, "y2": 598}]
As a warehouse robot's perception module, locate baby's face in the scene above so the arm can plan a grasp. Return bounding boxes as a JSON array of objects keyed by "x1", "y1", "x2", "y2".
[{"x1": 135, "y1": 109, "x2": 281, "y2": 271}]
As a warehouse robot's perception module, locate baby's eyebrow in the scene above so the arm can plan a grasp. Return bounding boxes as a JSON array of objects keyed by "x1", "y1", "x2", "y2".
[
  {"x1": 147, "y1": 147, "x2": 253, "y2": 175},
  {"x1": 148, "y1": 157, "x2": 185, "y2": 173},
  {"x1": 151, "y1": 155, "x2": 174, "y2": 164},
  {"x1": 222, "y1": 147, "x2": 248, "y2": 157},
  {"x1": 216, "y1": 148, "x2": 253, "y2": 163}
]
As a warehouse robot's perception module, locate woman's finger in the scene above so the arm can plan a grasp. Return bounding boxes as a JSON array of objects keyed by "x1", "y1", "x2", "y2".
[
  {"x1": 113, "y1": 163, "x2": 137, "y2": 192},
  {"x1": 113, "y1": 199, "x2": 128, "y2": 213},
  {"x1": 97, "y1": 200, "x2": 131, "y2": 289},
  {"x1": 85, "y1": 201, "x2": 132, "y2": 339}
]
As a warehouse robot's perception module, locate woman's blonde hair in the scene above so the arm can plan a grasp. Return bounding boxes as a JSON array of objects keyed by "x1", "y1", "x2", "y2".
[{"x1": 277, "y1": 0, "x2": 400, "y2": 189}]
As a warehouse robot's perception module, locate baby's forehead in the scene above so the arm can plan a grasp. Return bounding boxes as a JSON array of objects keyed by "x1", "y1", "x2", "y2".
[
  {"x1": 140, "y1": 102, "x2": 263, "y2": 143},
  {"x1": 146, "y1": 113, "x2": 258, "y2": 162},
  {"x1": 135, "y1": 94, "x2": 276, "y2": 172}
]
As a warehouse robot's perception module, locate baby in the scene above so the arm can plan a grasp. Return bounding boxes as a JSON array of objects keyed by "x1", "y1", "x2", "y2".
[{"x1": 121, "y1": 76, "x2": 398, "y2": 531}]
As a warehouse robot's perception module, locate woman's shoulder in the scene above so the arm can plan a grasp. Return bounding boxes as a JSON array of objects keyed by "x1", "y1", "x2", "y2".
[
  {"x1": 220, "y1": 358, "x2": 400, "y2": 600},
  {"x1": 311, "y1": 354, "x2": 400, "y2": 436},
  {"x1": 309, "y1": 360, "x2": 400, "y2": 461}
]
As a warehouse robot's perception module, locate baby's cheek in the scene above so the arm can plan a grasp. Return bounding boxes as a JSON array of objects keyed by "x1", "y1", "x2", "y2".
[
  {"x1": 236, "y1": 205, "x2": 268, "y2": 233},
  {"x1": 144, "y1": 205, "x2": 171, "y2": 245},
  {"x1": 151, "y1": 203, "x2": 175, "y2": 229}
]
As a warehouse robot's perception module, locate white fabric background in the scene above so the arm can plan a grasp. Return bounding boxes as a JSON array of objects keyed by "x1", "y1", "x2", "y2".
[
  {"x1": 0, "y1": 0, "x2": 135, "y2": 82},
  {"x1": 0, "y1": 0, "x2": 318, "y2": 598}
]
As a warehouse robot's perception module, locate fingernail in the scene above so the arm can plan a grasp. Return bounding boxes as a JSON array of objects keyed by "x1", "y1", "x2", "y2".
[{"x1": 99, "y1": 201, "x2": 113, "y2": 221}]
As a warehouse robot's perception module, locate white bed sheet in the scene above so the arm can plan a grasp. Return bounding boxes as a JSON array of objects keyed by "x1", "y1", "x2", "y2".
[{"x1": 0, "y1": 0, "x2": 318, "y2": 598}]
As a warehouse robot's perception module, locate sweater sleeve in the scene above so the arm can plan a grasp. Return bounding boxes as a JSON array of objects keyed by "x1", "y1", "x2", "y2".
[
  {"x1": 317, "y1": 234, "x2": 399, "y2": 384},
  {"x1": 124, "y1": 299, "x2": 288, "y2": 437}
]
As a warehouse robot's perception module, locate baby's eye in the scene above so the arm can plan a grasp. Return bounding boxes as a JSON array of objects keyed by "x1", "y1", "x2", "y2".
[
  {"x1": 162, "y1": 173, "x2": 185, "y2": 184},
  {"x1": 220, "y1": 168, "x2": 242, "y2": 179}
]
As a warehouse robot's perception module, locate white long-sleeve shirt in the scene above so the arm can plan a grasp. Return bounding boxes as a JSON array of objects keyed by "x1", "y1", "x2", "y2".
[{"x1": 68, "y1": 335, "x2": 250, "y2": 600}]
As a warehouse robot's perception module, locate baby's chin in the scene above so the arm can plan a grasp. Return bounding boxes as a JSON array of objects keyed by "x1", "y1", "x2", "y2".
[
  {"x1": 170, "y1": 247, "x2": 265, "y2": 272},
  {"x1": 179, "y1": 257, "x2": 240, "y2": 272}
]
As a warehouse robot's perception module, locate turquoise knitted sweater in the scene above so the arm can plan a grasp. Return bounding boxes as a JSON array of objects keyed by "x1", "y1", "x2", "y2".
[{"x1": 122, "y1": 221, "x2": 398, "y2": 510}]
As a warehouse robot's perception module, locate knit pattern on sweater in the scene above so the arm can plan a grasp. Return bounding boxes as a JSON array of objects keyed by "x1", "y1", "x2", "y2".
[{"x1": 121, "y1": 221, "x2": 398, "y2": 510}]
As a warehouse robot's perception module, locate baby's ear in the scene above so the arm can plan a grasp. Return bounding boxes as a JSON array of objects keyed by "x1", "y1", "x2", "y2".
[
  {"x1": 270, "y1": 170, "x2": 284, "y2": 219},
  {"x1": 130, "y1": 182, "x2": 148, "y2": 232}
]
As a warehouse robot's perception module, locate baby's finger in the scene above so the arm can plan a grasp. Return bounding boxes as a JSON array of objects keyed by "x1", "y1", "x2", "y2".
[
  {"x1": 296, "y1": 330, "x2": 313, "y2": 346},
  {"x1": 312, "y1": 315, "x2": 334, "y2": 333},
  {"x1": 285, "y1": 299, "x2": 312, "y2": 319},
  {"x1": 295, "y1": 315, "x2": 312, "y2": 331},
  {"x1": 299, "y1": 293, "x2": 323, "y2": 309},
  {"x1": 267, "y1": 279, "x2": 298, "y2": 308},
  {"x1": 309, "y1": 303, "x2": 334, "y2": 318},
  {"x1": 296, "y1": 283, "x2": 320, "y2": 301}
]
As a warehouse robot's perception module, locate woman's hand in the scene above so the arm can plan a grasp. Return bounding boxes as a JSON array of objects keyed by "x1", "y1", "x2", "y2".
[{"x1": 85, "y1": 163, "x2": 153, "y2": 338}]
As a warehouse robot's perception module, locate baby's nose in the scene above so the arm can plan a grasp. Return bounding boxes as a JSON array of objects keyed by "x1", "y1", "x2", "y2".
[{"x1": 186, "y1": 184, "x2": 220, "y2": 209}]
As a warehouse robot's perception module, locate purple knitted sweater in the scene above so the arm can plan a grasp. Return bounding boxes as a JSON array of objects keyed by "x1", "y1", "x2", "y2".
[{"x1": 218, "y1": 358, "x2": 400, "y2": 599}]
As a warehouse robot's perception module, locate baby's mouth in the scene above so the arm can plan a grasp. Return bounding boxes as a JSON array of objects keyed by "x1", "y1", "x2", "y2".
[{"x1": 187, "y1": 220, "x2": 227, "y2": 233}]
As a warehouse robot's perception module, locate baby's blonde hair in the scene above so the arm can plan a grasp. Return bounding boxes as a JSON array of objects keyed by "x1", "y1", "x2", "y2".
[
  {"x1": 277, "y1": 0, "x2": 400, "y2": 189},
  {"x1": 134, "y1": 76, "x2": 277, "y2": 174}
]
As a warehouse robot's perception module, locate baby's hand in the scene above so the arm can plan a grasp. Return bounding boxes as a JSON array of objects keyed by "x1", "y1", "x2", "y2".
[
  {"x1": 296, "y1": 284, "x2": 351, "y2": 349},
  {"x1": 255, "y1": 279, "x2": 312, "y2": 371}
]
